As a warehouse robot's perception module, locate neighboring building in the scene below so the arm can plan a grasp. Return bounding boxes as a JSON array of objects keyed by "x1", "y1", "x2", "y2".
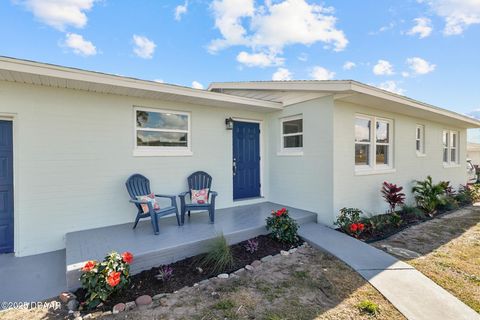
[
  {"x1": 0, "y1": 56, "x2": 478, "y2": 257},
  {"x1": 467, "y1": 142, "x2": 480, "y2": 165}
]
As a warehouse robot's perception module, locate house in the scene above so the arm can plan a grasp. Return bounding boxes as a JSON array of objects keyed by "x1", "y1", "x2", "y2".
[
  {"x1": 0, "y1": 56, "x2": 479, "y2": 258},
  {"x1": 467, "y1": 142, "x2": 480, "y2": 165}
]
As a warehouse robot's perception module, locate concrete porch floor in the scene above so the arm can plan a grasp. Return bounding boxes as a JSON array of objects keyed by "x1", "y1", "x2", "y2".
[{"x1": 65, "y1": 202, "x2": 317, "y2": 290}]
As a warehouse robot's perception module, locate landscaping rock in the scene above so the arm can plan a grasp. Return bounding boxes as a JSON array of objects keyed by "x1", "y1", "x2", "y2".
[
  {"x1": 135, "y1": 295, "x2": 153, "y2": 311},
  {"x1": 196, "y1": 267, "x2": 204, "y2": 274},
  {"x1": 280, "y1": 250, "x2": 289, "y2": 256},
  {"x1": 153, "y1": 293, "x2": 167, "y2": 300},
  {"x1": 102, "y1": 311, "x2": 112, "y2": 316},
  {"x1": 217, "y1": 273, "x2": 229, "y2": 279},
  {"x1": 381, "y1": 245, "x2": 422, "y2": 259},
  {"x1": 199, "y1": 279, "x2": 210, "y2": 285},
  {"x1": 211, "y1": 291, "x2": 220, "y2": 299},
  {"x1": 288, "y1": 248, "x2": 297, "y2": 254},
  {"x1": 261, "y1": 255, "x2": 273, "y2": 262},
  {"x1": 230, "y1": 274, "x2": 240, "y2": 279},
  {"x1": 234, "y1": 268, "x2": 246, "y2": 276},
  {"x1": 59, "y1": 291, "x2": 76, "y2": 303},
  {"x1": 112, "y1": 303, "x2": 125, "y2": 314},
  {"x1": 66, "y1": 299, "x2": 79, "y2": 311},
  {"x1": 125, "y1": 301, "x2": 136, "y2": 311},
  {"x1": 251, "y1": 260, "x2": 261, "y2": 268},
  {"x1": 245, "y1": 265, "x2": 254, "y2": 271}
]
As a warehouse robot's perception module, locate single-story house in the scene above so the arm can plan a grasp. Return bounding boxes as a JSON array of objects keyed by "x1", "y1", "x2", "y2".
[
  {"x1": 467, "y1": 142, "x2": 480, "y2": 165},
  {"x1": 0, "y1": 56, "x2": 479, "y2": 257}
]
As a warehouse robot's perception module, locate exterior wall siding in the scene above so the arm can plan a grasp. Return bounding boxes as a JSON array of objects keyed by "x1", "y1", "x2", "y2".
[
  {"x1": 266, "y1": 96, "x2": 334, "y2": 225},
  {"x1": 332, "y1": 100, "x2": 467, "y2": 224},
  {"x1": 0, "y1": 81, "x2": 270, "y2": 256}
]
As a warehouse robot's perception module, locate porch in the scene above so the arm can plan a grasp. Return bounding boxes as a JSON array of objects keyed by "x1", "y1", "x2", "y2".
[{"x1": 66, "y1": 202, "x2": 317, "y2": 290}]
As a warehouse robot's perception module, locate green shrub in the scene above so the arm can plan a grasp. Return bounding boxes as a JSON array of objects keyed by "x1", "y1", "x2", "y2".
[
  {"x1": 335, "y1": 208, "x2": 363, "y2": 232},
  {"x1": 400, "y1": 204, "x2": 425, "y2": 219},
  {"x1": 456, "y1": 184, "x2": 480, "y2": 205},
  {"x1": 412, "y1": 176, "x2": 447, "y2": 216},
  {"x1": 357, "y1": 300, "x2": 379, "y2": 315},
  {"x1": 201, "y1": 234, "x2": 234, "y2": 274},
  {"x1": 266, "y1": 208, "x2": 299, "y2": 244},
  {"x1": 388, "y1": 212, "x2": 403, "y2": 227},
  {"x1": 213, "y1": 299, "x2": 235, "y2": 310},
  {"x1": 80, "y1": 251, "x2": 133, "y2": 309}
]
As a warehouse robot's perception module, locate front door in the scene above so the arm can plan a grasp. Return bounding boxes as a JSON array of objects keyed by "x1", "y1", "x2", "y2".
[
  {"x1": 233, "y1": 121, "x2": 261, "y2": 200},
  {"x1": 0, "y1": 120, "x2": 13, "y2": 253}
]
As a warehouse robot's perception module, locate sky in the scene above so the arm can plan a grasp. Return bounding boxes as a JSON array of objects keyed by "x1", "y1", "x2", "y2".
[{"x1": 1, "y1": 0, "x2": 480, "y2": 139}]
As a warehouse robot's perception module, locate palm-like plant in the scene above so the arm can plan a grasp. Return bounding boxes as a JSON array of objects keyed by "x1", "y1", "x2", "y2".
[
  {"x1": 412, "y1": 176, "x2": 446, "y2": 216},
  {"x1": 381, "y1": 181, "x2": 406, "y2": 213}
]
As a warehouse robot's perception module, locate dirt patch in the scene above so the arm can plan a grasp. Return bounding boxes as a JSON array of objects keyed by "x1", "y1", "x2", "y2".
[{"x1": 373, "y1": 205, "x2": 480, "y2": 313}]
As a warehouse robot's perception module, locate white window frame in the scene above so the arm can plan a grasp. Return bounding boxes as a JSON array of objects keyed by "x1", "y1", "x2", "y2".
[
  {"x1": 278, "y1": 115, "x2": 303, "y2": 156},
  {"x1": 443, "y1": 130, "x2": 459, "y2": 167},
  {"x1": 355, "y1": 114, "x2": 394, "y2": 175},
  {"x1": 133, "y1": 106, "x2": 192, "y2": 157},
  {"x1": 416, "y1": 124, "x2": 426, "y2": 156}
]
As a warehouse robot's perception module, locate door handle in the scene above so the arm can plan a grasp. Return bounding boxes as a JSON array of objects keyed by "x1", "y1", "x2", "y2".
[{"x1": 233, "y1": 158, "x2": 237, "y2": 176}]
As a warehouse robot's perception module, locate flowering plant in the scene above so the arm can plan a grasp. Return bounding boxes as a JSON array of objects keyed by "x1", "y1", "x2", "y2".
[
  {"x1": 266, "y1": 208, "x2": 299, "y2": 244},
  {"x1": 244, "y1": 239, "x2": 259, "y2": 254},
  {"x1": 156, "y1": 265, "x2": 174, "y2": 282},
  {"x1": 80, "y1": 251, "x2": 133, "y2": 309},
  {"x1": 349, "y1": 222, "x2": 365, "y2": 237}
]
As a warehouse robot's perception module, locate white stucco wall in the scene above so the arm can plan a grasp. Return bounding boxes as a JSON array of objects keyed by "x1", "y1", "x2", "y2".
[
  {"x1": 0, "y1": 81, "x2": 270, "y2": 256},
  {"x1": 332, "y1": 100, "x2": 467, "y2": 223},
  {"x1": 266, "y1": 96, "x2": 334, "y2": 225}
]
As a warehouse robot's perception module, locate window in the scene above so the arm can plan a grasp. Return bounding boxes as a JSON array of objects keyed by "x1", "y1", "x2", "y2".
[
  {"x1": 416, "y1": 125, "x2": 425, "y2": 155},
  {"x1": 134, "y1": 107, "x2": 191, "y2": 156},
  {"x1": 355, "y1": 115, "x2": 393, "y2": 172},
  {"x1": 443, "y1": 130, "x2": 459, "y2": 165},
  {"x1": 280, "y1": 115, "x2": 303, "y2": 154}
]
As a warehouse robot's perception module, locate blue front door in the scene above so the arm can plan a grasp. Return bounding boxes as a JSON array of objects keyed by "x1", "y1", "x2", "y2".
[
  {"x1": 0, "y1": 120, "x2": 13, "y2": 253},
  {"x1": 233, "y1": 121, "x2": 260, "y2": 200}
]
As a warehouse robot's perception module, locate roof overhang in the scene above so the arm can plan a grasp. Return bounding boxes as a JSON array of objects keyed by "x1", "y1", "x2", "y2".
[
  {"x1": 209, "y1": 80, "x2": 480, "y2": 129},
  {"x1": 0, "y1": 57, "x2": 282, "y2": 113}
]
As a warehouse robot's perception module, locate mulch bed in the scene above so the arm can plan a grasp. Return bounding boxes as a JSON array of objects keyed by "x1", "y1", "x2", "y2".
[
  {"x1": 75, "y1": 235, "x2": 301, "y2": 310},
  {"x1": 338, "y1": 204, "x2": 470, "y2": 243}
]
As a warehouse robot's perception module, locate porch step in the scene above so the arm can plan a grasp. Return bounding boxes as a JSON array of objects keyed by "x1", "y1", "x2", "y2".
[{"x1": 66, "y1": 202, "x2": 316, "y2": 290}]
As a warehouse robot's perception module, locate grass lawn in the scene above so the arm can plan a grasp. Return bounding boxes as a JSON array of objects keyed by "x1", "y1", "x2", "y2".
[{"x1": 374, "y1": 205, "x2": 480, "y2": 313}]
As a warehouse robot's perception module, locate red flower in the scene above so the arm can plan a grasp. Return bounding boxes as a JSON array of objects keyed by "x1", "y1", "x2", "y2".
[
  {"x1": 275, "y1": 208, "x2": 287, "y2": 217},
  {"x1": 82, "y1": 260, "x2": 96, "y2": 272},
  {"x1": 358, "y1": 223, "x2": 365, "y2": 231},
  {"x1": 349, "y1": 223, "x2": 358, "y2": 232},
  {"x1": 122, "y1": 251, "x2": 134, "y2": 264},
  {"x1": 107, "y1": 271, "x2": 121, "y2": 287}
]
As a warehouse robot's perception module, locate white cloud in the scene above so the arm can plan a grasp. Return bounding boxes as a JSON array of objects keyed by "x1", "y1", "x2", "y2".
[
  {"x1": 236, "y1": 50, "x2": 284, "y2": 67},
  {"x1": 369, "y1": 22, "x2": 395, "y2": 35},
  {"x1": 407, "y1": 17, "x2": 433, "y2": 38},
  {"x1": 175, "y1": 1, "x2": 188, "y2": 21},
  {"x1": 132, "y1": 35, "x2": 156, "y2": 59},
  {"x1": 343, "y1": 61, "x2": 356, "y2": 70},
  {"x1": 373, "y1": 59, "x2": 394, "y2": 75},
  {"x1": 376, "y1": 80, "x2": 405, "y2": 95},
  {"x1": 272, "y1": 68, "x2": 292, "y2": 81},
  {"x1": 63, "y1": 33, "x2": 96, "y2": 56},
  {"x1": 209, "y1": 0, "x2": 348, "y2": 56},
  {"x1": 191, "y1": 81, "x2": 204, "y2": 89},
  {"x1": 406, "y1": 57, "x2": 436, "y2": 75},
  {"x1": 18, "y1": 0, "x2": 97, "y2": 31},
  {"x1": 421, "y1": 0, "x2": 480, "y2": 35},
  {"x1": 310, "y1": 66, "x2": 335, "y2": 80},
  {"x1": 297, "y1": 53, "x2": 308, "y2": 62}
]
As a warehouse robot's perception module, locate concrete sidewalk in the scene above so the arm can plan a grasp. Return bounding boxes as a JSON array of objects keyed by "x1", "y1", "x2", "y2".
[{"x1": 299, "y1": 223, "x2": 480, "y2": 320}]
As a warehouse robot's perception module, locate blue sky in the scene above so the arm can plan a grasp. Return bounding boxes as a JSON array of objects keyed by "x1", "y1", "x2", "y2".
[{"x1": 1, "y1": 1, "x2": 480, "y2": 132}]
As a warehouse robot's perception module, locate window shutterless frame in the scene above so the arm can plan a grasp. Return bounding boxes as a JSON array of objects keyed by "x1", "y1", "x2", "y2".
[
  {"x1": 355, "y1": 114, "x2": 394, "y2": 173},
  {"x1": 443, "y1": 129, "x2": 459, "y2": 166},
  {"x1": 133, "y1": 106, "x2": 192, "y2": 157},
  {"x1": 416, "y1": 124, "x2": 425, "y2": 155},
  {"x1": 279, "y1": 114, "x2": 303, "y2": 155}
]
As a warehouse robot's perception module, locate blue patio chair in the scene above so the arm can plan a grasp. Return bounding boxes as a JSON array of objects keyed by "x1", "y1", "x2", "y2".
[
  {"x1": 126, "y1": 174, "x2": 181, "y2": 234},
  {"x1": 179, "y1": 171, "x2": 218, "y2": 224}
]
